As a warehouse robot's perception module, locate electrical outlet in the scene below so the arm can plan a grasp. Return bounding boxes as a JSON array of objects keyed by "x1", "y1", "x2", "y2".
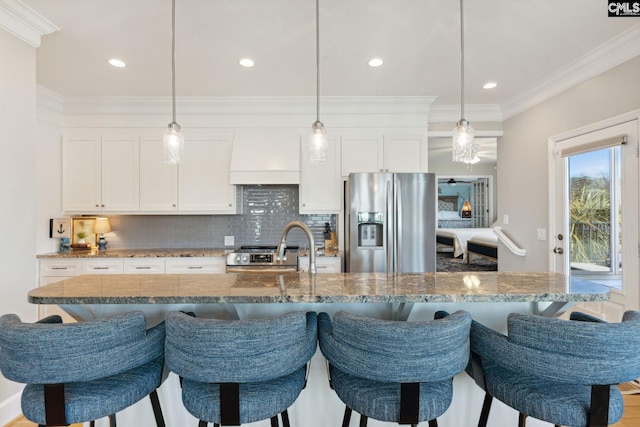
[
  {"x1": 224, "y1": 236, "x2": 235, "y2": 246},
  {"x1": 503, "y1": 214, "x2": 509, "y2": 225},
  {"x1": 537, "y1": 228, "x2": 546, "y2": 241}
]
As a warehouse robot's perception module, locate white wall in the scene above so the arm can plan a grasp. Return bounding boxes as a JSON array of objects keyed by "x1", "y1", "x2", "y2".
[
  {"x1": 0, "y1": 29, "x2": 37, "y2": 422},
  {"x1": 498, "y1": 56, "x2": 640, "y2": 271}
]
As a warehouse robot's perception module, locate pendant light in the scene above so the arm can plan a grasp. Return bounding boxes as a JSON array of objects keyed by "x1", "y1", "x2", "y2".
[
  {"x1": 163, "y1": 0, "x2": 184, "y2": 164},
  {"x1": 308, "y1": 0, "x2": 328, "y2": 163},
  {"x1": 452, "y1": 0, "x2": 478, "y2": 164}
]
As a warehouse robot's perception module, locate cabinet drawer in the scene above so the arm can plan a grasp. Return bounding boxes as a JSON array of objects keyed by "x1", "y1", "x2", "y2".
[
  {"x1": 39, "y1": 259, "x2": 83, "y2": 277},
  {"x1": 123, "y1": 259, "x2": 166, "y2": 274},
  {"x1": 82, "y1": 259, "x2": 124, "y2": 274},
  {"x1": 299, "y1": 256, "x2": 342, "y2": 273},
  {"x1": 165, "y1": 258, "x2": 225, "y2": 274}
]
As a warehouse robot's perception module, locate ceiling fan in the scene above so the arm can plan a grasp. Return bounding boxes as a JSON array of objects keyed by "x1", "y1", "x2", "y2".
[{"x1": 444, "y1": 178, "x2": 473, "y2": 185}]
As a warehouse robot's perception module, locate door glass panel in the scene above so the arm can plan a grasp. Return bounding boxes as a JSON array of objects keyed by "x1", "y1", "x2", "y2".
[{"x1": 568, "y1": 146, "x2": 621, "y2": 289}]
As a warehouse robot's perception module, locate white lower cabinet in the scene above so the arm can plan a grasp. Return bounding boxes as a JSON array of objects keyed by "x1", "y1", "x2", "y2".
[
  {"x1": 38, "y1": 259, "x2": 83, "y2": 322},
  {"x1": 298, "y1": 256, "x2": 342, "y2": 273},
  {"x1": 165, "y1": 258, "x2": 226, "y2": 274}
]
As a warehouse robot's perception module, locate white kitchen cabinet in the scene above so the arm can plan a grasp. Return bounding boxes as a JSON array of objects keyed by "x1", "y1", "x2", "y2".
[
  {"x1": 123, "y1": 258, "x2": 166, "y2": 274},
  {"x1": 299, "y1": 137, "x2": 341, "y2": 213},
  {"x1": 82, "y1": 258, "x2": 124, "y2": 274},
  {"x1": 179, "y1": 130, "x2": 239, "y2": 213},
  {"x1": 38, "y1": 259, "x2": 83, "y2": 321},
  {"x1": 139, "y1": 134, "x2": 178, "y2": 212},
  {"x1": 62, "y1": 133, "x2": 102, "y2": 212},
  {"x1": 298, "y1": 256, "x2": 342, "y2": 273},
  {"x1": 63, "y1": 131, "x2": 140, "y2": 212},
  {"x1": 165, "y1": 257, "x2": 226, "y2": 274},
  {"x1": 101, "y1": 135, "x2": 140, "y2": 211},
  {"x1": 340, "y1": 133, "x2": 428, "y2": 177}
]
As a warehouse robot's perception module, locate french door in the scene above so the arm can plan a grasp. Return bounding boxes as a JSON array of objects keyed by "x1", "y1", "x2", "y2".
[{"x1": 551, "y1": 119, "x2": 639, "y2": 320}]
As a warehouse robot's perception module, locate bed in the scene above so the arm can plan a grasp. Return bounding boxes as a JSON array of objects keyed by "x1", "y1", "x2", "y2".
[
  {"x1": 436, "y1": 228, "x2": 498, "y2": 262},
  {"x1": 437, "y1": 197, "x2": 472, "y2": 229}
]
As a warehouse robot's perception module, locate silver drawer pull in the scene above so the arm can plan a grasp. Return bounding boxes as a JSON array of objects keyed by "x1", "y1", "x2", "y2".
[
  {"x1": 92, "y1": 266, "x2": 109, "y2": 270},
  {"x1": 51, "y1": 267, "x2": 68, "y2": 270},
  {"x1": 187, "y1": 266, "x2": 203, "y2": 269},
  {"x1": 135, "y1": 266, "x2": 152, "y2": 270}
]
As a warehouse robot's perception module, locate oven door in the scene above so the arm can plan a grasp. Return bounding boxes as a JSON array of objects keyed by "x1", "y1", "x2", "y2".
[{"x1": 225, "y1": 265, "x2": 298, "y2": 274}]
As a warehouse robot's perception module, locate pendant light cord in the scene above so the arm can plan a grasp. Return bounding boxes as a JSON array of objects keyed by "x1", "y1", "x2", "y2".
[
  {"x1": 315, "y1": 0, "x2": 320, "y2": 123},
  {"x1": 171, "y1": 0, "x2": 177, "y2": 124},
  {"x1": 459, "y1": 0, "x2": 465, "y2": 120}
]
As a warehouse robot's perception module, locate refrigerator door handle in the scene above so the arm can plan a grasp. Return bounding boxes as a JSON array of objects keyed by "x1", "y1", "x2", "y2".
[
  {"x1": 395, "y1": 178, "x2": 402, "y2": 273},
  {"x1": 386, "y1": 179, "x2": 393, "y2": 273}
]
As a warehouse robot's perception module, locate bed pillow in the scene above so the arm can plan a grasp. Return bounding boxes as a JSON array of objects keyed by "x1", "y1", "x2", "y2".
[{"x1": 438, "y1": 210, "x2": 461, "y2": 220}]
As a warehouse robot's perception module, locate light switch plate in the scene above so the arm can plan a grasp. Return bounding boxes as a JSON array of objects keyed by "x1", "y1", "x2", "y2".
[
  {"x1": 224, "y1": 236, "x2": 235, "y2": 246},
  {"x1": 537, "y1": 228, "x2": 546, "y2": 241}
]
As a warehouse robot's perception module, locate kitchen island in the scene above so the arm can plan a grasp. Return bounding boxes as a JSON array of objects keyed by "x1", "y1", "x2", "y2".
[{"x1": 27, "y1": 272, "x2": 609, "y2": 427}]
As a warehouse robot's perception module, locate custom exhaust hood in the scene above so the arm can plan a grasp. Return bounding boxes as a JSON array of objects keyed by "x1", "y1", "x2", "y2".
[{"x1": 229, "y1": 128, "x2": 301, "y2": 184}]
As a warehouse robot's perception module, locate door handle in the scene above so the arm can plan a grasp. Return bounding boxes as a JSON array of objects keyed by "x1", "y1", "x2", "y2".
[{"x1": 553, "y1": 247, "x2": 564, "y2": 254}]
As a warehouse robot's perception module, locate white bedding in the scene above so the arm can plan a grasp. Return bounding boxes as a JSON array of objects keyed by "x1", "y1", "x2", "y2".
[{"x1": 437, "y1": 228, "x2": 497, "y2": 260}]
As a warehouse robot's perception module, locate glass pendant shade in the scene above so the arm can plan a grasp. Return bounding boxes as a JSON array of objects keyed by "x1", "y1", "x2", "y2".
[
  {"x1": 309, "y1": 120, "x2": 328, "y2": 163},
  {"x1": 452, "y1": 119, "x2": 478, "y2": 164},
  {"x1": 163, "y1": 121, "x2": 184, "y2": 164}
]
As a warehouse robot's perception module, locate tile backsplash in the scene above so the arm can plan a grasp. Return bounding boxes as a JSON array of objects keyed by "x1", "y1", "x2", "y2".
[{"x1": 104, "y1": 185, "x2": 337, "y2": 249}]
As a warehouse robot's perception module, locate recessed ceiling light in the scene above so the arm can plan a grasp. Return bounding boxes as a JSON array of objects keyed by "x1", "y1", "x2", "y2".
[
  {"x1": 483, "y1": 82, "x2": 497, "y2": 89},
  {"x1": 107, "y1": 58, "x2": 126, "y2": 68},
  {"x1": 368, "y1": 58, "x2": 384, "y2": 67},
  {"x1": 239, "y1": 58, "x2": 255, "y2": 68}
]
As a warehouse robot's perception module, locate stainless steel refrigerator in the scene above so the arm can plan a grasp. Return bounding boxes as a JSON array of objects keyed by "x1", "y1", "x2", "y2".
[{"x1": 345, "y1": 172, "x2": 436, "y2": 273}]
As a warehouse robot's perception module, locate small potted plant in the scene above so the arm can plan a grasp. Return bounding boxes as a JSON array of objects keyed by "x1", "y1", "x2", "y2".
[{"x1": 76, "y1": 231, "x2": 87, "y2": 245}]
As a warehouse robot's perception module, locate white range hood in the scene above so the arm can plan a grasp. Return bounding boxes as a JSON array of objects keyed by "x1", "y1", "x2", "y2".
[{"x1": 229, "y1": 128, "x2": 301, "y2": 184}]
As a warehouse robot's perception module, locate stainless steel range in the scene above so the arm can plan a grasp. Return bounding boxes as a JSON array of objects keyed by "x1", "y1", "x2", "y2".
[{"x1": 225, "y1": 245, "x2": 299, "y2": 273}]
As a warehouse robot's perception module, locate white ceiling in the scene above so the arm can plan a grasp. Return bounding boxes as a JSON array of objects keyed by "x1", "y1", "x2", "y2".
[{"x1": 22, "y1": 0, "x2": 640, "y2": 114}]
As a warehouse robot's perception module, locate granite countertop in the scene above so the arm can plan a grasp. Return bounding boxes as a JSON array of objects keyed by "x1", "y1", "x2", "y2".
[
  {"x1": 37, "y1": 248, "x2": 342, "y2": 259},
  {"x1": 28, "y1": 272, "x2": 609, "y2": 305}
]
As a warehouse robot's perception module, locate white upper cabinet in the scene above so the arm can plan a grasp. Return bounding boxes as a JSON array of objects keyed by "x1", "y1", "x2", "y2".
[
  {"x1": 101, "y1": 134, "x2": 140, "y2": 211},
  {"x1": 63, "y1": 131, "x2": 139, "y2": 212},
  {"x1": 140, "y1": 133, "x2": 178, "y2": 212},
  {"x1": 179, "y1": 129, "x2": 238, "y2": 213},
  {"x1": 340, "y1": 133, "x2": 428, "y2": 177},
  {"x1": 299, "y1": 136, "x2": 341, "y2": 213},
  {"x1": 63, "y1": 133, "x2": 102, "y2": 212}
]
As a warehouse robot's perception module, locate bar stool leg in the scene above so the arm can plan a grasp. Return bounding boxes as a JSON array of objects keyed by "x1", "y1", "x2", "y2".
[
  {"x1": 342, "y1": 407, "x2": 352, "y2": 427},
  {"x1": 149, "y1": 390, "x2": 166, "y2": 427},
  {"x1": 109, "y1": 414, "x2": 116, "y2": 427},
  {"x1": 518, "y1": 413, "x2": 527, "y2": 427},
  {"x1": 198, "y1": 421, "x2": 208, "y2": 427},
  {"x1": 428, "y1": 420, "x2": 438, "y2": 427},
  {"x1": 270, "y1": 415, "x2": 280, "y2": 426},
  {"x1": 359, "y1": 414, "x2": 368, "y2": 427},
  {"x1": 281, "y1": 409, "x2": 291, "y2": 427},
  {"x1": 478, "y1": 393, "x2": 493, "y2": 427}
]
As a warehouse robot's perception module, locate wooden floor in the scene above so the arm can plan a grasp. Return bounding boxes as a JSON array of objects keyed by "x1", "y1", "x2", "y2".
[{"x1": 4, "y1": 395, "x2": 639, "y2": 426}]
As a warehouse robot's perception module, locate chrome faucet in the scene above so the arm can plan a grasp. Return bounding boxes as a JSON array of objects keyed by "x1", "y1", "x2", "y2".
[{"x1": 276, "y1": 221, "x2": 316, "y2": 274}]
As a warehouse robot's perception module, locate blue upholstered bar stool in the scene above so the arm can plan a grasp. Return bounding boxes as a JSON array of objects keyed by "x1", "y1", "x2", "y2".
[
  {"x1": 0, "y1": 311, "x2": 166, "y2": 427},
  {"x1": 165, "y1": 311, "x2": 318, "y2": 427},
  {"x1": 465, "y1": 310, "x2": 640, "y2": 427},
  {"x1": 318, "y1": 310, "x2": 472, "y2": 427}
]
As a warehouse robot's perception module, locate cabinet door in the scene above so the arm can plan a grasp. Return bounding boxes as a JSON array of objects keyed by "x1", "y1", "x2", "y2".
[
  {"x1": 300, "y1": 137, "x2": 341, "y2": 213},
  {"x1": 383, "y1": 135, "x2": 428, "y2": 172},
  {"x1": 179, "y1": 130, "x2": 237, "y2": 213},
  {"x1": 140, "y1": 134, "x2": 178, "y2": 211},
  {"x1": 63, "y1": 134, "x2": 102, "y2": 212},
  {"x1": 340, "y1": 135, "x2": 383, "y2": 177},
  {"x1": 101, "y1": 135, "x2": 140, "y2": 211}
]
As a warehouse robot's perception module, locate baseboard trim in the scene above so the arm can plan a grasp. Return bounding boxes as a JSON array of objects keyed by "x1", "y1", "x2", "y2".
[{"x1": 0, "y1": 390, "x2": 23, "y2": 426}]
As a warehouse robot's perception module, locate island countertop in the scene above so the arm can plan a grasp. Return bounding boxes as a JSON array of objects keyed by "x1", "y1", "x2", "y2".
[{"x1": 28, "y1": 271, "x2": 609, "y2": 305}]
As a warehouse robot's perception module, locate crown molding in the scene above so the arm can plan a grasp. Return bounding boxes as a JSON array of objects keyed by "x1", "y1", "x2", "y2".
[
  {"x1": 502, "y1": 23, "x2": 640, "y2": 120},
  {"x1": 0, "y1": 0, "x2": 58, "y2": 47},
  {"x1": 429, "y1": 104, "x2": 503, "y2": 123}
]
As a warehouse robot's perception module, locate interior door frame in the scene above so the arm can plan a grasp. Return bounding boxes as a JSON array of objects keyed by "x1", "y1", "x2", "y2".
[{"x1": 548, "y1": 110, "x2": 640, "y2": 318}]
